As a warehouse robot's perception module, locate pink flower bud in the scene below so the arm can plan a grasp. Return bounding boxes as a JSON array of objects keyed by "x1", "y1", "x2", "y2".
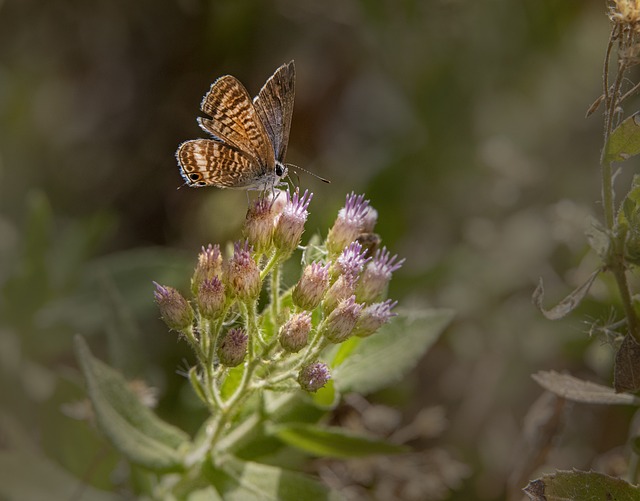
[
  {"x1": 298, "y1": 362, "x2": 331, "y2": 393},
  {"x1": 153, "y1": 282, "x2": 194, "y2": 331},
  {"x1": 292, "y1": 262, "x2": 330, "y2": 311},
  {"x1": 279, "y1": 312, "x2": 312, "y2": 353},
  {"x1": 224, "y1": 240, "x2": 261, "y2": 302},
  {"x1": 321, "y1": 295, "x2": 362, "y2": 343},
  {"x1": 326, "y1": 192, "x2": 370, "y2": 256},
  {"x1": 243, "y1": 197, "x2": 275, "y2": 253},
  {"x1": 356, "y1": 247, "x2": 405, "y2": 304},
  {"x1": 192, "y1": 244, "x2": 222, "y2": 295},
  {"x1": 352, "y1": 299, "x2": 398, "y2": 338},
  {"x1": 217, "y1": 328, "x2": 248, "y2": 367},
  {"x1": 273, "y1": 189, "x2": 312, "y2": 256},
  {"x1": 197, "y1": 277, "x2": 226, "y2": 320}
]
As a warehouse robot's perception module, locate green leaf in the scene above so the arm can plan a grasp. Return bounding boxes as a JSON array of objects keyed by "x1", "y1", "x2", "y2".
[
  {"x1": 605, "y1": 112, "x2": 640, "y2": 162},
  {"x1": 209, "y1": 455, "x2": 341, "y2": 501},
  {"x1": 333, "y1": 308, "x2": 453, "y2": 394},
  {"x1": 524, "y1": 469, "x2": 640, "y2": 500},
  {"x1": 0, "y1": 450, "x2": 118, "y2": 501},
  {"x1": 74, "y1": 336, "x2": 190, "y2": 471},
  {"x1": 270, "y1": 423, "x2": 408, "y2": 458}
]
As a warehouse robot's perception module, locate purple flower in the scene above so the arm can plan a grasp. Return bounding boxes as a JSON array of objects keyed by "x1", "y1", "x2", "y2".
[
  {"x1": 192, "y1": 244, "x2": 222, "y2": 295},
  {"x1": 224, "y1": 240, "x2": 261, "y2": 301},
  {"x1": 218, "y1": 328, "x2": 248, "y2": 367},
  {"x1": 197, "y1": 276, "x2": 226, "y2": 320},
  {"x1": 356, "y1": 247, "x2": 405, "y2": 303},
  {"x1": 326, "y1": 192, "x2": 370, "y2": 256},
  {"x1": 243, "y1": 197, "x2": 275, "y2": 253},
  {"x1": 153, "y1": 282, "x2": 194, "y2": 331},
  {"x1": 298, "y1": 362, "x2": 331, "y2": 393},
  {"x1": 352, "y1": 299, "x2": 398, "y2": 338},
  {"x1": 273, "y1": 189, "x2": 313, "y2": 255},
  {"x1": 336, "y1": 241, "x2": 371, "y2": 286},
  {"x1": 292, "y1": 262, "x2": 330, "y2": 311}
]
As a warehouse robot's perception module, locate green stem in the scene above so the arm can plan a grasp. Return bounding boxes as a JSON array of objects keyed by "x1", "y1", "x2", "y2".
[{"x1": 271, "y1": 261, "x2": 281, "y2": 327}]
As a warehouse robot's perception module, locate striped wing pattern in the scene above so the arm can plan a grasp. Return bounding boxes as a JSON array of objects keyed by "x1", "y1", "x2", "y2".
[
  {"x1": 198, "y1": 75, "x2": 274, "y2": 168},
  {"x1": 177, "y1": 139, "x2": 256, "y2": 188},
  {"x1": 177, "y1": 62, "x2": 295, "y2": 189}
]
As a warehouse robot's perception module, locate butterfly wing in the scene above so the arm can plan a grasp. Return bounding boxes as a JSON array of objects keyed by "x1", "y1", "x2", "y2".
[
  {"x1": 253, "y1": 61, "x2": 295, "y2": 164},
  {"x1": 198, "y1": 75, "x2": 275, "y2": 169},
  {"x1": 177, "y1": 139, "x2": 261, "y2": 188}
]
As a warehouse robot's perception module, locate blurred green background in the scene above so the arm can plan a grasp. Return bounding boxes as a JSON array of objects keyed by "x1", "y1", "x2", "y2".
[{"x1": 0, "y1": 0, "x2": 627, "y2": 499}]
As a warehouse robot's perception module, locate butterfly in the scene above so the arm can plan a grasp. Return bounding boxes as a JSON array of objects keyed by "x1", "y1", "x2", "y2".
[{"x1": 176, "y1": 61, "x2": 295, "y2": 191}]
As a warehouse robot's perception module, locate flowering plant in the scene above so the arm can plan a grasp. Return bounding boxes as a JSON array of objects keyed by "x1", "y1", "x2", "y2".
[{"x1": 75, "y1": 190, "x2": 452, "y2": 499}]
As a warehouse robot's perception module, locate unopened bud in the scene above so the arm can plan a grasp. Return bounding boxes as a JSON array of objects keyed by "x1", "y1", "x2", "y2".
[
  {"x1": 321, "y1": 295, "x2": 362, "y2": 343},
  {"x1": 243, "y1": 197, "x2": 275, "y2": 253},
  {"x1": 224, "y1": 240, "x2": 261, "y2": 302},
  {"x1": 273, "y1": 189, "x2": 312, "y2": 256},
  {"x1": 326, "y1": 192, "x2": 370, "y2": 256},
  {"x1": 298, "y1": 362, "x2": 331, "y2": 393},
  {"x1": 279, "y1": 312, "x2": 312, "y2": 353},
  {"x1": 352, "y1": 299, "x2": 398, "y2": 338},
  {"x1": 292, "y1": 262, "x2": 330, "y2": 311},
  {"x1": 217, "y1": 328, "x2": 248, "y2": 367},
  {"x1": 322, "y1": 275, "x2": 355, "y2": 314},
  {"x1": 153, "y1": 282, "x2": 194, "y2": 331},
  {"x1": 197, "y1": 277, "x2": 226, "y2": 320},
  {"x1": 192, "y1": 244, "x2": 222, "y2": 296}
]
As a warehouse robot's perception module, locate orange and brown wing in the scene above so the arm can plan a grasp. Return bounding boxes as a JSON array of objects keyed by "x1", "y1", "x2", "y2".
[
  {"x1": 176, "y1": 139, "x2": 260, "y2": 188},
  {"x1": 198, "y1": 75, "x2": 274, "y2": 169}
]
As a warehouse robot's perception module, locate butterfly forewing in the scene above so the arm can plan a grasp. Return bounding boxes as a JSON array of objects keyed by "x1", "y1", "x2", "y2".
[
  {"x1": 198, "y1": 76, "x2": 274, "y2": 168},
  {"x1": 177, "y1": 139, "x2": 259, "y2": 188},
  {"x1": 253, "y1": 61, "x2": 295, "y2": 163}
]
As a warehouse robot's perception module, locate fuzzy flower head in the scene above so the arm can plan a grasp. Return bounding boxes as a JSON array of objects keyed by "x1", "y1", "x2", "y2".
[
  {"x1": 243, "y1": 197, "x2": 275, "y2": 254},
  {"x1": 273, "y1": 189, "x2": 313, "y2": 256},
  {"x1": 217, "y1": 328, "x2": 248, "y2": 367},
  {"x1": 361, "y1": 206, "x2": 378, "y2": 233},
  {"x1": 224, "y1": 240, "x2": 261, "y2": 302},
  {"x1": 321, "y1": 295, "x2": 363, "y2": 344},
  {"x1": 326, "y1": 192, "x2": 370, "y2": 256},
  {"x1": 356, "y1": 247, "x2": 405, "y2": 304},
  {"x1": 335, "y1": 240, "x2": 371, "y2": 286},
  {"x1": 279, "y1": 311, "x2": 312, "y2": 353},
  {"x1": 197, "y1": 276, "x2": 226, "y2": 320},
  {"x1": 610, "y1": 0, "x2": 640, "y2": 29},
  {"x1": 192, "y1": 244, "x2": 222, "y2": 295},
  {"x1": 352, "y1": 299, "x2": 398, "y2": 338},
  {"x1": 292, "y1": 262, "x2": 330, "y2": 311},
  {"x1": 298, "y1": 362, "x2": 331, "y2": 393},
  {"x1": 323, "y1": 275, "x2": 355, "y2": 314},
  {"x1": 153, "y1": 282, "x2": 194, "y2": 331}
]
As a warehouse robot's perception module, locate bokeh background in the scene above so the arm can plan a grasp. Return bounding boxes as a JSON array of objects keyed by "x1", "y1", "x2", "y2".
[{"x1": 1, "y1": 0, "x2": 630, "y2": 499}]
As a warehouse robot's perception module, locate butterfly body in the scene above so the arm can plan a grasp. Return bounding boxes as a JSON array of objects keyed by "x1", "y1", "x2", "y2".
[{"x1": 176, "y1": 61, "x2": 295, "y2": 191}]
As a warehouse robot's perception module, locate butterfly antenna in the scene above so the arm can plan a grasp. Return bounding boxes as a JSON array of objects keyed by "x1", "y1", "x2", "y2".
[{"x1": 285, "y1": 163, "x2": 331, "y2": 184}]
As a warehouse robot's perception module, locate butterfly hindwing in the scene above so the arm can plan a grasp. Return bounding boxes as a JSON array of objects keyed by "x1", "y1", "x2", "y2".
[{"x1": 177, "y1": 139, "x2": 261, "y2": 188}]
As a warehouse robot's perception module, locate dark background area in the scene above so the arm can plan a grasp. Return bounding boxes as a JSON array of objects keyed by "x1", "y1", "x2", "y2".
[{"x1": 0, "y1": 1, "x2": 626, "y2": 499}]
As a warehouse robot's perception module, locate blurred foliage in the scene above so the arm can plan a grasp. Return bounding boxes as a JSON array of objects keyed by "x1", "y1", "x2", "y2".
[{"x1": 0, "y1": 0, "x2": 630, "y2": 499}]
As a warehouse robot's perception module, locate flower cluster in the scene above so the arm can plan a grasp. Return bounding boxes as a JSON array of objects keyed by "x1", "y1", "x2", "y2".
[{"x1": 154, "y1": 190, "x2": 403, "y2": 398}]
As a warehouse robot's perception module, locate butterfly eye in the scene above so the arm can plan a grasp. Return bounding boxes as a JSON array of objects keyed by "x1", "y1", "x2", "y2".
[{"x1": 275, "y1": 164, "x2": 284, "y2": 177}]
